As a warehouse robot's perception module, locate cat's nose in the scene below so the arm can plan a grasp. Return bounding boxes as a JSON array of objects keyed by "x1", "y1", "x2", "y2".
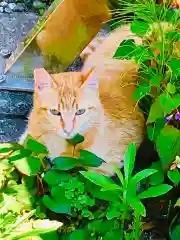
[{"x1": 63, "y1": 128, "x2": 72, "y2": 136}]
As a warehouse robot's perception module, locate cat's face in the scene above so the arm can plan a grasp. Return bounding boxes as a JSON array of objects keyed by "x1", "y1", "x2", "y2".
[{"x1": 34, "y1": 68, "x2": 102, "y2": 139}]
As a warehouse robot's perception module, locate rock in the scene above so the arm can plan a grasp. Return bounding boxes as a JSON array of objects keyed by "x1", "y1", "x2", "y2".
[
  {"x1": 0, "y1": 49, "x2": 11, "y2": 58},
  {"x1": 13, "y1": 3, "x2": 25, "y2": 12},
  {"x1": 0, "y1": 1, "x2": 8, "y2": 7},
  {"x1": 0, "y1": 6, "x2": 4, "y2": 13},
  {"x1": 8, "y1": 3, "x2": 16, "y2": 10},
  {"x1": 4, "y1": 7, "x2": 12, "y2": 13}
]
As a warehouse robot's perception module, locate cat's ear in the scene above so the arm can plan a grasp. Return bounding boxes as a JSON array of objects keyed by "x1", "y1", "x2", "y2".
[
  {"x1": 34, "y1": 68, "x2": 52, "y2": 91},
  {"x1": 81, "y1": 68, "x2": 98, "y2": 90}
]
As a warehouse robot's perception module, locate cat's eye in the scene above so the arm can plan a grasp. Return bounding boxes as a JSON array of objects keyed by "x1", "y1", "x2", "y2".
[
  {"x1": 76, "y1": 109, "x2": 86, "y2": 115},
  {"x1": 50, "y1": 109, "x2": 61, "y2": 116}
]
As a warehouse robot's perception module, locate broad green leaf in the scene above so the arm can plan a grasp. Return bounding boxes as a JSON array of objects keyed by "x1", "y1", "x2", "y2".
[
  {"x1": 51, "y1": 185, "x2": 70, "y2": 201},
  {"x1": 43, "y1": 195, "x2": 71, "y2": 214},
  {"x1": 147, "y1": 97, "x2": 164, "y2": 123},
  {"x1": 130, "y1": 169, "x2": 157, "y2": 186},
  {"x1": 169, "y1": 58, "x2": 180, "y2": 76},
  {"x1": 80, "y1": 171, "x2": 121, "y2": 190},
  {"x1": 11, "y1": 219, "x2": 62, "y2": 240},
  {"x1": 67, "y1": 229, "x2": 89, "y2": 240},
  {"x1": 171, "y1": 225, "x2": 180, "y2": 240},
  {"x1": 167, "y1": 83, "x2": 176, "y2": 94},
  {"x1": 159, "y1": 94, "x2": 176, "y2": 115},
  {"x1": 8, "y1": 149, "x2": 31, "y2": 162},
  {"x1": 156, "y1": 126, "x2": 180, "y2": 169},
  {"x1": 26, "y1": 138, "x2": 48, "y2": 153},
  {"x1": 128, "y1": 197, "x2": 146, "y2": 217},
  {"x1": 173, "y1": 94, "x2": 180, "y2": 108},
  {"x1": 0, "y1": 143, "x2": 22, "y2": 153},
  {"x1": 168, "y1": 169, "x2": 180, "y2": 185},
  {"x1": 147, "y1": 118, "x2": 165, "y2": 141},
  {"x1": 88, "y1": 219, "x2": 115, "y2": 236},
  {"x1": 165, "y1": 31, "x2": 180, "y2": 41},
  {"x1": 174, "y1": 198, "x2": 180, "y2": 207},
  {"x1": 91, "y1": 185, "x2": 119, "y2": 202},
  {"x1": 113, "y1": 39, "x2": 136, "y2": 59},
  {"x1": 150, "y1": 75, "x2": 162, "y2": 87},
  {"x1": 53, "y1": 156, "x2": 77, "y2": 170},
  {"x1": 131, "y1": 20, "x2": 149, "y2": 37},
  {"x1": 43, "y1": 170, "x2": 72, "y2": 186},
  {"x1": 13, "y1": 156, "x2": 41, "y2": 176},
  {"x1": 79, "y1": 150, "x2": 105, "y2": 167},
  {"x1": 138, "y1": 184, "x2": 172, "y2": 199},
  {"x1": 134, "y1": 45, "x2": 152, "y2": 63},
  {"x1": 67, "y1": 134, "x2": 84, "y2": 145},
  {"x1": 148, "y1": 161, "x2": 164, "y2": 185},
  {"x1": 133, "y1": 84, "x2": 151, "y2": 101},
  {"x1": 103, "y1": 231, "x2": 122, "y2": 240},
  {"x1": 124, "y1": 142, "x2": 136, "y2": 181}
]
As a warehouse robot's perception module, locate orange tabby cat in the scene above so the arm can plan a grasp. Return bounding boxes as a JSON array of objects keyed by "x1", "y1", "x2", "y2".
[{"x1": 21, "y1": 24, "x2": 145, "y2": 176}]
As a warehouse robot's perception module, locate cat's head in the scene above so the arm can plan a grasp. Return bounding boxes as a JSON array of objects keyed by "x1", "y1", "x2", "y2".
[{"x1": 33, "y1": 68, "x2": 102, "y2": 139}]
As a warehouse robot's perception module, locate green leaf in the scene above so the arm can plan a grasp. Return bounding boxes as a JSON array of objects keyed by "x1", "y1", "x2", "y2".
[
  {"x1": 103, "y1": 231, "x2": 122, "y2": 240},
  {"x1": 11, "y1": 219, "x2": 62, "y2": 240},
  {"x1": 43, "y1": 170, "x2": 72, "y2": 186},
  {"x1": 67, "y1": 134, "x2": 84, "y2": 145},
  {"x1": 133, "y1": 84, "x2": 151, "y2": 101},
  {"x1": 147, "y1": 97, "x2": 164, "y2": 123},
  {"x1": 147, "y1": 118, "x2": 165, "y2": 141},
  {"x1": 128, "y1": 197, "x2": 146, "y2": 217},
  {"x1": 159, "y1": 94, "x2": 176, "y2": 115},
  {"x1": 169, "y1": 58, "x2": 180, "y2": 76},
  {"x1": 150, "y1": 75, "x2": 162, "y2": 87},
  {"x1": 13, "y1": 156, "x2": 41, "y2": 176},
  {"x1": 134, "y1": 45, "x2": 152, "y2": 63},
  {"x1": 171, "y1": 225, "x2": 180, "y2": 240},
  {"x1": 167, "y1": 83, "x2": 176, "y2": 94},
  {"x1": 148, "y1": 161, "x2": 164, "y2": 185},
  {"x1": 130, "y1": 169, "x2": 157, "y2": 186},
  {"x1": 91, "y1": 185, "x2": 119, "y2": 202},
  {"x1": 168, "y1": 169, "x2": 180, "y2": 185},
  {"x1": 0, "y1": 143, "x2": 22, "y2": 153},
  {"x1": 8, "y1": 149, "x2": 31, "y2": 162},
  {"x1": 79, "y1": 150, "x2": 105, "y2": 167},
  {"x1": 80, "y1": 171, "x2": 121, "y2": 190},
  {"x1": 174, "y1": 198, "x2": 180, "y2": 207},
  {"x1": 156, "y1": 126, "x2": 180, "y2": 169},
  {"x1": 124, "y1": 142, "x2": 136, "y2": 181},
  {"x1": 53, "y1": 156, "x2": 77, "y2": 170},
  {"x1": 131, "y1": 20, "x2": 149, "y2": 37},
  {"x1": 138, "y1": 184, "x2": 172, "y2": 199},
  {"x1": 26, "y1": 137, "x2": 48, "y2": 153},
  {"x1": 67, "y1": 229, "x2": 89, "y2": 240},
  {"x1": 43, "y1": 195, "x2": 71, "y2": 214},
  {"x1": 165, "y1": 31, "x2": 180, "y2": 41},
  {"x1": 113, "y1": 39, "x2": 136, "y2": 59},
  {"x1": 88, "y1": 219, "x2": 115, "y2": 236},
  {"x1": 173, "y1": 94, "x2": 180, "y2": 108}
]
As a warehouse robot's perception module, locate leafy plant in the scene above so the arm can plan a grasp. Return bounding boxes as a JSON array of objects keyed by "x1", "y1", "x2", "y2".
[{"x1": 113, "y1": 0, "x2": 180, "y2": 171}]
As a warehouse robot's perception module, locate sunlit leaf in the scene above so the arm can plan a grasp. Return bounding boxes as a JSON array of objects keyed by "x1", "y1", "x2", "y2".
[
  {"x1": 131, "y1": 20, "x2": 149, "y2": 37},
  {"x1": 133, "y1": 84, "x2": 151, "y2": 101},
  {"x1": 138, "y1": 184, "x2": 172, "y2": 199},
  {"x1": 113, "y1": 39, "x2": 136, "y2": 59},
  {"x1": 156, "y1": 126, "x2": 180, "y2": 170},
  {"x1": 124, "y1": 142, "x2": 136, "y2": 181},
  {"x1": 80, "y1": 171, "x2": 121, "y2": 191},
  {"x1": 168, "y1": 169, "x2": 180, "y2": 185},
  {"x1": 13, "y1": 156, "x2": 41, "y2": 176}
]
